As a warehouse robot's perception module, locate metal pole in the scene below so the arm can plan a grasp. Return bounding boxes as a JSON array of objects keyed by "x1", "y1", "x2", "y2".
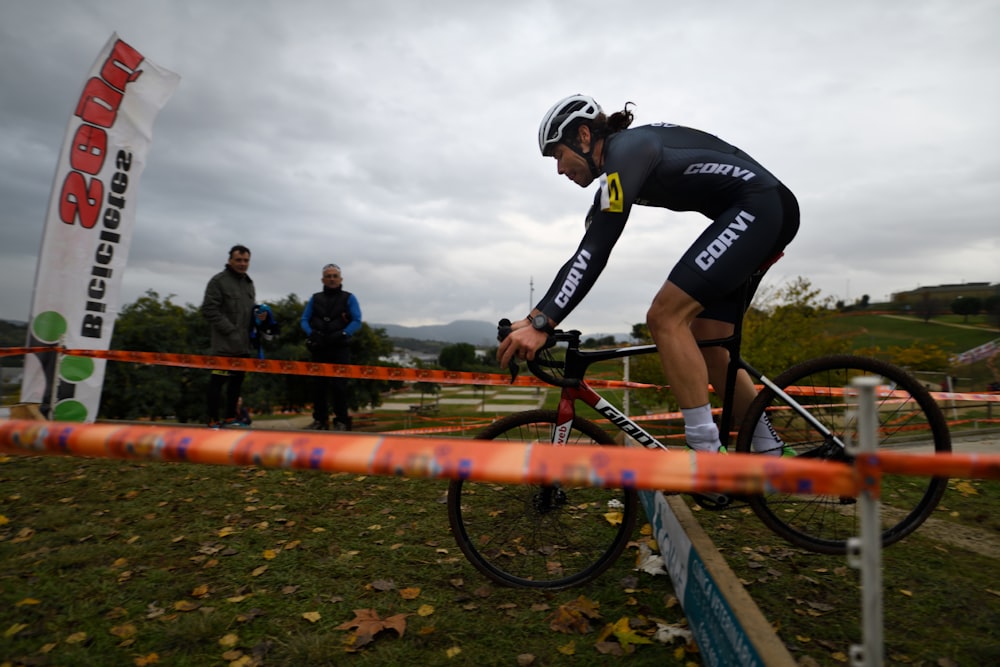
[{"x1": 848, "y1": 376, "x2": 883, "y2": 667}]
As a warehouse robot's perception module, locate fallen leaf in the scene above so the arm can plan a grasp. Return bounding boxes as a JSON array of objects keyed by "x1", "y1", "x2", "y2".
[
  {"x1": 173, "y1": 600, "x2": 200, "y2": 612},
  {"x1": 952, "y1": 481, "x2": 978, "y2": 497},
  {"x1": 336, "y1": 608, "x2": 410, "y2": 639},
  {"x1": 4, "y1": 623, "x2": 28, "y2": 638},
  {"x1": 110, "y1": 623, "x2": 137, "y2": 639},
  {"x1": 262, "y1": 549, "x2": 277, "y2": 560},
  {"x1": 635, "y1": 543, "x2": 667, "y2": 576},
  {"x1": 652, "y1": 622, "x2": 692, "y2": 644},
  {"x1": 400, "y1": 587, "x2": 421, "y2": 600},
  {"x1": 302, "y1": 611, "x2": 322, "y2": 623},
  {"x1": 417, "y1": 604, "x2": 435, "y2": 617},
  {"x1": 219, "y1": 633, "x2": 239, "y2": 648},
  {"x1": 557, "y1": 640, "x2": 576, "y2": 655},
  {"x1": 595, "y1": 641, "x2": 624, "y2": 655},
  {"x1": 546, "y1": 596, "x2": 601, "y2": 634},
  {"x1": 446, "y1": 646, "x2": 462, "y2": 658},
  {"x1": 16, "y1": 598, "x2": 41, "y2": 607},
  {"x1": 251, "y1": 565, "x2": 268, "y2": 577},
  {"x1": 133, "y1": 653, "x2": 159, "y2": 666},
  {"x1": 65, "y1": 631, "x2": 89, "y2": 644}
]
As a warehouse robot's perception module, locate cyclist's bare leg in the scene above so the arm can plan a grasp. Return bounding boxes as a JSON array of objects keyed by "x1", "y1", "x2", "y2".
[{"x1": 646, "y1": 281, "x2": 708, "y2": 410}]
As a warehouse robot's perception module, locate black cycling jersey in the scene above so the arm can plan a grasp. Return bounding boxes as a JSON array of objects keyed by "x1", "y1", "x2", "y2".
[{"x1": 535, "y1": 123, "x2": 799, "y2": 325}]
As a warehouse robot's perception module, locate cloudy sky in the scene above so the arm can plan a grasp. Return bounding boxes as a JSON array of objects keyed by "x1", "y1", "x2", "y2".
[{"x1": 1, "y1": 0, "x2": 997, "y2": 335}]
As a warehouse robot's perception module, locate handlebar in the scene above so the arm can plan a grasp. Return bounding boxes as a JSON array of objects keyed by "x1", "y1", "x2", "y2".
[{"x1": 497, "y1": 319, "x2": 580, "y2": 387}]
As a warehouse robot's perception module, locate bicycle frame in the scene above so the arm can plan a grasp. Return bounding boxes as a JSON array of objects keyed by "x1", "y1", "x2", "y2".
[{"x1": 543, "y1": 333, "x2": 846, "y2": 453}]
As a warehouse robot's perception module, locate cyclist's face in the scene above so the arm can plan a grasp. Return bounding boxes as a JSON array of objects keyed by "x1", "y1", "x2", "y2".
[{"x1": 552, "y1": 144, "x2": 595, "y2": 187}]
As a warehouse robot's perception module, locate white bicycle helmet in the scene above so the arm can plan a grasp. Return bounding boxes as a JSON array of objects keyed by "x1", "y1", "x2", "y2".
[{"x1": 538, "y1": 94, "x2": 603, "y2": 156}]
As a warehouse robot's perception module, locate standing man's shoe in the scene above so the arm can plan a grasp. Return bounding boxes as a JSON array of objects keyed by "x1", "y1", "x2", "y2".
[{"x1": 304, "y1": 420, "x2": 329, "y2": 430}]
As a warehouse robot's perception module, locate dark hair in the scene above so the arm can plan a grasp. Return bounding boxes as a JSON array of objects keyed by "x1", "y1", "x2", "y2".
[
  {"x1": 229, "y1": 244, "x2": 251, "y2": 258},
  {"x1": 606, "y1": 102, "x2": 635, "y2": 134},
  {"x1": 567, "y1": 102, "x2": 635, "y2": 149}
]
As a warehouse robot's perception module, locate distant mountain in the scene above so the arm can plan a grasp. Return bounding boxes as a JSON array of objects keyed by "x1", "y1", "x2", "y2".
[
  {"x1": 371, "y1": 320, "x2": 498, "y2": 346},
  {"x1": 371, "y1": 319, "x2": 630, "y2": 345}
]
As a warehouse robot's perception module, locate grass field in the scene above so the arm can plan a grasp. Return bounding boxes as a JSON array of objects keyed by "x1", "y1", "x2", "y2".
[
  {"x1": 1, "y1": 311, "x2": 999, "y2": 665},
  {"x1": 820, "y1": 313, "x2": 997, "y2": 354}
]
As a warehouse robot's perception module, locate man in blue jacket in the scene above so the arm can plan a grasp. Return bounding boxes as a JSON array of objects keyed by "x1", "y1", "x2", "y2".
[{"x1": 300, "y1": 263, "x2": 362, "y2": 430}]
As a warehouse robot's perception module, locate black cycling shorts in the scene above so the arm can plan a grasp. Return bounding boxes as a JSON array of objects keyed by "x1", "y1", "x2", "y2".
[{"x1": 668, "y1": 183, "x2": 799, "y2": 324}]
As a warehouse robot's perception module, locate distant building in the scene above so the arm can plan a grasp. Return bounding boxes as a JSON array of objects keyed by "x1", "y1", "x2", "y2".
[
  {"x1": 380, "y1": 348, "x2": 438, "y2": 367},
  {"x1": 891, "y1": 282, "x2": 999, "y2": 314}
]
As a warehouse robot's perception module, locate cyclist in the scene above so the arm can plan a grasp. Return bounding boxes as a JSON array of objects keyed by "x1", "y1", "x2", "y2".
[{"x1": 498, "y1": 94, "x2": 799, "y2": 455}]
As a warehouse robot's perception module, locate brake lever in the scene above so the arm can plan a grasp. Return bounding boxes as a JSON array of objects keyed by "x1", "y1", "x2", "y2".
[{"x1": 497, "y1": 318, "x2": 519, "y2": 384}]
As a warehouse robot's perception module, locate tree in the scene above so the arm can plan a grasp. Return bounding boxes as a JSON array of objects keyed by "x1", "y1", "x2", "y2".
[
  {"x1": 438, "y1": 343, "x2": 477, "y2": 371},
  {"x1": 582, "y1": 335, "x2": 617, "y2": 348},
  {"x1": 630, "y1": 323, "x2": 651, "y2": 343},
  {"x1": 741, "y1": 277, "x2": 849, "y2": 375},
  {"x1": 951, "y1": 296, "x2": 981, "y2": 323},
  {"x1": 985, "y1": 294, "x2": 1000, "y2": 329},
  {"x1": 102, "y1": 290, "x2": 207, "y2": 421}
]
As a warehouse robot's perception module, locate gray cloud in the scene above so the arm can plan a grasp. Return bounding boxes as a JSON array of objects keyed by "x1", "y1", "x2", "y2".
[{"x1": 1, "y1": 0, "x2": 997, "y2": 333}]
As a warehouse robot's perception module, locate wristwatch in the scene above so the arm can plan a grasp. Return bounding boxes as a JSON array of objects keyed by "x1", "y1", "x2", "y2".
[{"x1": 530, "y1": 313, "x2": 554, "y2": 334}]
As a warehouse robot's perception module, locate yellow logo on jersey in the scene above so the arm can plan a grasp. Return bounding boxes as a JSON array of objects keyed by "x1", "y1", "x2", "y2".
[{"x1": 600, "y1": 172, "x2": 624, "y2": 213}]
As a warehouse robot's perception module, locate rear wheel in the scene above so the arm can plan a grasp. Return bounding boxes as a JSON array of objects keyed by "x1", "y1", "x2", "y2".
[
  {"x1": 447, "y1": 410, "x2": 639, "y2": 589},
  {"x1": 736, "y1": 355, "x2": 950, "y2": 554}
]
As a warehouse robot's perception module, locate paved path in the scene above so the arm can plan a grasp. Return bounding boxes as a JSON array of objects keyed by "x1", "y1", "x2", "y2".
[{"x1": 879, "y1": 314, "x2": 1000, "y2": 333}]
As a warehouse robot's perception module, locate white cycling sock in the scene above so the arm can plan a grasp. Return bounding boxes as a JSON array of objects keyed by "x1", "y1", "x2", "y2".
[
  {"x1": 751, "y1": 413, "x2": 784, "y2": 455},
  {"x1": 682, "y1": 404, "x2": 722, "y2": 453}
]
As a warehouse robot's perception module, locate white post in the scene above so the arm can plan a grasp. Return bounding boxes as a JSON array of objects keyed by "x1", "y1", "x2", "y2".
[
  {"x1": 847, "y1": 376, "x2": 883, "y2": 667},
  {"x1": 944, "y1": 374, "x2": 958, "y2": 422}
]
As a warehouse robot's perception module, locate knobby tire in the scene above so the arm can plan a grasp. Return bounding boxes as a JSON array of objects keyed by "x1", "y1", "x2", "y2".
[
  {"x1": 447, "y1": 410, "x2": 639, "y2": 590},
  {"x1": 736, "y1": 354, "x2": 950, "y2": 554}
]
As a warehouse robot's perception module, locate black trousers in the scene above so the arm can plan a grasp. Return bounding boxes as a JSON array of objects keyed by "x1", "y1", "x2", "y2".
[
  {"x1": 207, "y1": 367, "x2": 246, "y2": 423},
  {"x1": 310, "y1": 345, "x2": 350, "y2": 425}
]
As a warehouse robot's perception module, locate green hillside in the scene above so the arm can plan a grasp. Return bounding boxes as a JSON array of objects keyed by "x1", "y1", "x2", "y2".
[
  {"x1": 821, "y1": 313, "x2": 997, "y2": 353},
  {"x1": 821, "y1": 312, "x2": 999, "y2": 390}
]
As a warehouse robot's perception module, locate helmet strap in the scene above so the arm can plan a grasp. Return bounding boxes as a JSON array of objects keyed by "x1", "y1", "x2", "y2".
[{"x1": 566, "y1": 139, "x2": 601, "y2": 180}]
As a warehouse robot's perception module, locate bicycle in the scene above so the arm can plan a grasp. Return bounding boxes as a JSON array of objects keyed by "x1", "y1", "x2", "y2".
[{"x1": 447, "y1": 278, "x2": 951, "y2": 590}]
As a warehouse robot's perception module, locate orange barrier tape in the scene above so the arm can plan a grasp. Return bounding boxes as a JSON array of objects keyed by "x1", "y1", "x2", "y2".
[
  {"x1": 873, "y1": 450, "x2": 1000, "y2": 480},
  {"x1": 0, "y1": 418, "x2": 866, "y2": 496},
  {"x1": 6, "y1": 345, "x2": 999, "y2": 401},
  {"x1": 0, "y1": 346, "x2": 655, "y2": 390}
]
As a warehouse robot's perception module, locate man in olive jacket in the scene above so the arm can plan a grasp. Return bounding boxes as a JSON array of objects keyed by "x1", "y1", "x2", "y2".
[{"x1": 202, "y1": 244, "x2": 260, "y2": 427}]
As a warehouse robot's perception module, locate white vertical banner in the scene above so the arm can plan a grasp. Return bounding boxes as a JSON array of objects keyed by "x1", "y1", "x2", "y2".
[{"x1": 21, "y1": 33, "x2": 180, "y2": 422}]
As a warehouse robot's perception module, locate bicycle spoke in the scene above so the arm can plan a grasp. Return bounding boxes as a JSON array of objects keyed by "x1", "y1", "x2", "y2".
[
  {"x1": 738, "y1": 355, "x2": 950, "y2": 554},
  {"x1": 448, "y1": 410, "x2": 637, "y2": 589}
]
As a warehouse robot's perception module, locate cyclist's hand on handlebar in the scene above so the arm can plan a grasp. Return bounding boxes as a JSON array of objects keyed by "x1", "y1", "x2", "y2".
[{"x1": 497, "y1": 318, "x2": 549, "y2": 370}]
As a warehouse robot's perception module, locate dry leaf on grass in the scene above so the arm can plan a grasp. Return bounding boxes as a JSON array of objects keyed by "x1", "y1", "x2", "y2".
[{"x1": 336, "y1": 608, "x2": 411, "y2": 651}]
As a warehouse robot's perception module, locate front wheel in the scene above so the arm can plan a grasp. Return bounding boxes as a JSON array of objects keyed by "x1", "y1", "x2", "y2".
[
  {"x1": 736, "y1": 355, "x2": 951, "y2": 554},
  {"x1": 447, "y1": 410, "x2": 639, "y2": 590}
]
